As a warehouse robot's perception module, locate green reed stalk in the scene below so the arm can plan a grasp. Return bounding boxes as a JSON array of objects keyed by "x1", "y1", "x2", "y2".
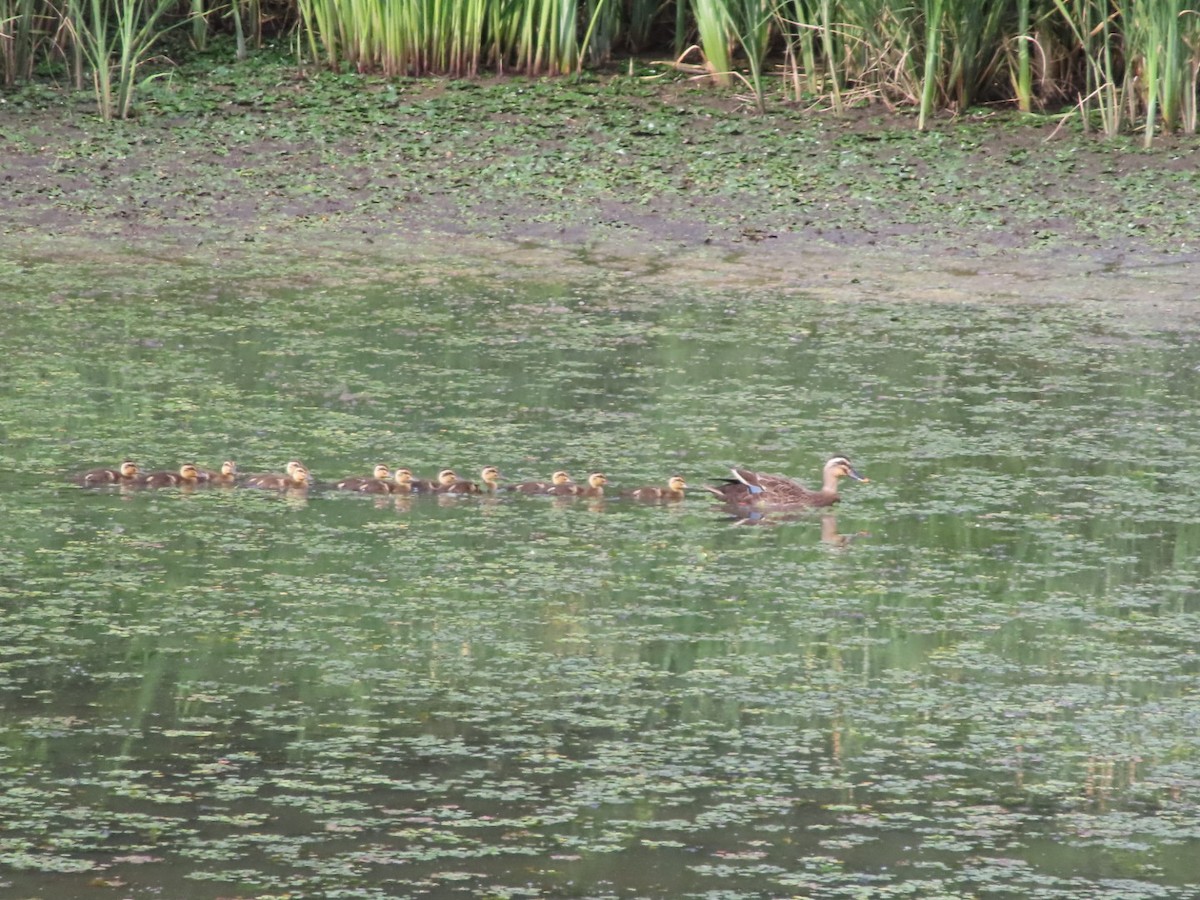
[
  {"x1": 1131, "y1": 0, "x2": 1188, "y2": 145},
  {"x1": 727, "y1": 0, "x2": 774, "y2": 111},
  {"x1": 692, "y1": 0, "x2": 733, "y2": 85},
  {"x1": 782, "y1": 0, "x2": 821, "y2": 98},
  {"x1": 1014, "y1": 0, "x2": 1032, "y2": 111},
  {"x1": 67, "y1": 0, "x2": 179, "y2": 119},
  {"x1": 917, "y1": 0, "x2": 944, "y2": 129},
  {"x1": 1, "y1": 0, "x2": 39, "y2": 85}
]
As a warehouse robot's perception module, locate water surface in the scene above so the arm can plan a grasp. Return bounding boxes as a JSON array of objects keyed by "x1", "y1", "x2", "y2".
[{"x1": 2, "y1": 248, "x2": 1199, "y2": 898}]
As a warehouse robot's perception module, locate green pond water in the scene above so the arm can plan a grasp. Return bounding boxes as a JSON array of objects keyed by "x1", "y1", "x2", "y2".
[{"x1": 2, "y1": 249, "x2": 1200, "y2": 898}]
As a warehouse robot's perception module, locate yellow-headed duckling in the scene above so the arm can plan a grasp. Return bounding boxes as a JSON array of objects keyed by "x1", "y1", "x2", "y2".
[
  {"x1": 335, "y1": 464, "x2": 391, "y2": 491},
  {"x1": 705, "y1": 456, "x2": 868, "y2": 508},
  {"x1": 623, "y1": 475, "x2": 687, "y2": 501},
  {"x1": 412, "y1": 469, "x2": 458, "y2": 492},
  {"x1": 139, "y1": 463, "x2": 202, "y2": 488},
  {"x1": 74, "y1": 460, "x2": 140, "y2": 486},
  {"x1": 244, "y1": 460, "x2": 305, "y2": 488},
  {"x1": 442, "y1": 465, "x2": 502, "y2": 494},
  {"x1": 508, "y1": 470, "x2": 573, "y2": 494},
  {"x1": 251, "y1": 464, "x2": 311, "y2": 491},
  {"x1": 199, "y1": 460, "x2": 238, "y2": 484},
  {"x1": 553, "y1": 472, "x2": 607, "y2": 497}
]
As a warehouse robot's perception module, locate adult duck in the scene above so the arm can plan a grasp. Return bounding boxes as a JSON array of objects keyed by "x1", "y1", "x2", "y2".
[{"x1": 705, "y1": 457, "x2": 868, "y2": 508}]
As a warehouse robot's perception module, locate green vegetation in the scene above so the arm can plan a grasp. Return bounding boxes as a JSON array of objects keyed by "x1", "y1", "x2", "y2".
[{"x1": 2, "y1": 0, "x2": 1199, "y2": 136}]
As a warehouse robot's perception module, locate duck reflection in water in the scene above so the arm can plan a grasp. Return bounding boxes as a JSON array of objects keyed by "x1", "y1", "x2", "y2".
[{"x1": 722, "y1": 509, "x2": 868, "y2": 545}]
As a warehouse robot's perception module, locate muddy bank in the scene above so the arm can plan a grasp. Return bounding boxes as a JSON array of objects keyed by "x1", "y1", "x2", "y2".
[{"x1": 3, "y1": 51, "x2": 1199, "y2": 318}]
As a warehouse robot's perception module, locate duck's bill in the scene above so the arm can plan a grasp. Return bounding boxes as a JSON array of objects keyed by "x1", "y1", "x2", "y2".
[{"x1": 848, "y1": 468, "x2": 869, "y2": 482}]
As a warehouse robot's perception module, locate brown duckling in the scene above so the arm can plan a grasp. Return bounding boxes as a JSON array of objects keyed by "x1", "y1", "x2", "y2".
[
  {"x1": 199, "y1": 460, "x2": 238, "y2": 484},
  {"x1": 74, "y1": 460, "x2": 140, "y2": 485},
  {"x1": 139, "y1": 463, "x2": 202, "y2": 488},
  {"x1": 335, "y1": 464, "x2": 391, "y2": 491},
  {"x1": 507, "y1": 470, "x2": 573, "y2": 494},
  {"x1": 377, "y1": 467, "x2": 415, "y2": 494},
  {"x1": 623, "y1": 475, "x2": 688, "y2": 501},
  {"x1": 553, "y1": 472, "x2": 608, "y2": 497},
  {"x1": 250, "y1": 464, "x2": 311, "y2": 491},
  {"x1": 412, "y1": 469, "x2": 458, "y2": 492},
  {"x1": 705, "y1": 456, "x2": 868, "y2": 508},
  {"x1": 441, "y1": 465, "x2": 502, "y2": 494},
  {"x1": 244, "y1": 460, "x2": 305, "y2": 488}
]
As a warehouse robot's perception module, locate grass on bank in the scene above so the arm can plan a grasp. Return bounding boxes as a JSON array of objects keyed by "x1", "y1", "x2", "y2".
[{"x1": 1, "y1": 0, "x2": 1199, "y2": 143}]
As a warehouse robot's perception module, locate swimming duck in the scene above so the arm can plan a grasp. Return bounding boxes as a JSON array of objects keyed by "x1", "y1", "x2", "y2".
[
  {"x1": 412, "y1": 469, "x2": 458, "y2": 492},
  {"x1": 705, "y1": 456, "x2": 868, "y2": 508},
  {"x1": 441, "y1": 465, "x2": 502, "y2": 494},
  {"x1": 250, "y1": 464, "x2": 311, "y2": 491},
  {"x1": 199, "y1": 460, "x2": 238, "y2": 484},
  {"x1": 553, "y1": 472, "x2": 608, "y2": 497},
  {"x1": 335, "y1": 464, "x2": 391, "y2": 491},
  {"x1": 623, "y1": 475, "x2": 687, "y2": 501},
  {"x1": 508, "y1": 471, "x2": 573, "y2": 494},
  {"x1": 139, "y1": 463, "x2": 202, "y2": 488},
  {"x1": 244, "y1": 460, "x2": 305, "y2": 488},
  {"x1": 377, "y1": 468, "x2": 414, "y2": 494},
  {"x1": 74, "y1": 460, "x2": 140, "y2": 485}
]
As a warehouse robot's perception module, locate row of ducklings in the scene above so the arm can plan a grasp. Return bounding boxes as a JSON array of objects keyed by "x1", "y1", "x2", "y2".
[
  {"x1": 73, "y1": 460, "x2": 688, "y2": 500},
  {"x1": 73, "y1": 457, "x2": 869, "y2": 507}
]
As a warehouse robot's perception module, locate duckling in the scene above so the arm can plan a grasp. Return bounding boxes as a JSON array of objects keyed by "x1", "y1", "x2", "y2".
[
  {"x1": 705, "y1": 456, "x2": 868, "y2": 508},
  {"x1": 623, "y1": 475, "x2": 688, "y2": 501},
  {"x1": 74, "y1": 460, "x2": 140, "y2": 485},
  {"x1": 139, "y1": 463, "x2": 202, "y2": 488},
  {"x1": 442, "y1": 465, "x2": 502, "y2": 494},
  {"x1": 251, "y1": 464, "x2": 311, "y2": 491},
  {"x1": 335, "y1": 464, "x2": 391, "y2": 491},
  {"x1": 244, "y1": 460, "x2": 305, "y2": 488},
  {"x1": 198, "y1": 460, "x2": 238, "y2": 484},
  {"x1": 380, "y1": 468, "x2": 415, "y2": 494},
  {"x1": 507, "y1": 470, "x2": 573, "y2": 494},
  {"x1": 553, "y1": 472, "x2": 607, "y2": 497},
  {"x1": 412, "y1": 469, "x2": 458, "y2": 492}
]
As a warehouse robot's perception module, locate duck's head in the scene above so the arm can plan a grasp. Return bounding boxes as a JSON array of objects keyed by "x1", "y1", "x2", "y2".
[
  {"x1": 180, "y1": 463, "x2": 201, "y2": 480},
  {"x1": 550, "y1": 470, "x2": 572, "y2": 485},
  {"x1": 480, "y1": 465, "x2": 501, "y2": 485},
  {"x1": 826, "y1": 456, "x2": 868, "y2": 483},
  {"x1": 371, "y1": 463, "x2": 391, "y2": 480},
  {"x1": 119, "y1": 461, "x2": 140, "y2": 478},
  {"x1": 393, "y1": 468, "x2": 413, "y2": 486},
  {"x1": 587, "y1": 473, "x2": 608, "y2": 489},
  {"x1": 221, "y1": 460, "x2": 237, "y2": 477},
  {"x1": 285, "y1": 460, "x2": 305, "y2": 477},
  {"x1": 437, "y1": 469, "x2": 458, "y2": 486},
  {"x1": 667, "y1": 475, "x2": 688, "y2": 492},
  {"x1": 291, "y1": 466, "x2": 311, "y2": 486}
]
